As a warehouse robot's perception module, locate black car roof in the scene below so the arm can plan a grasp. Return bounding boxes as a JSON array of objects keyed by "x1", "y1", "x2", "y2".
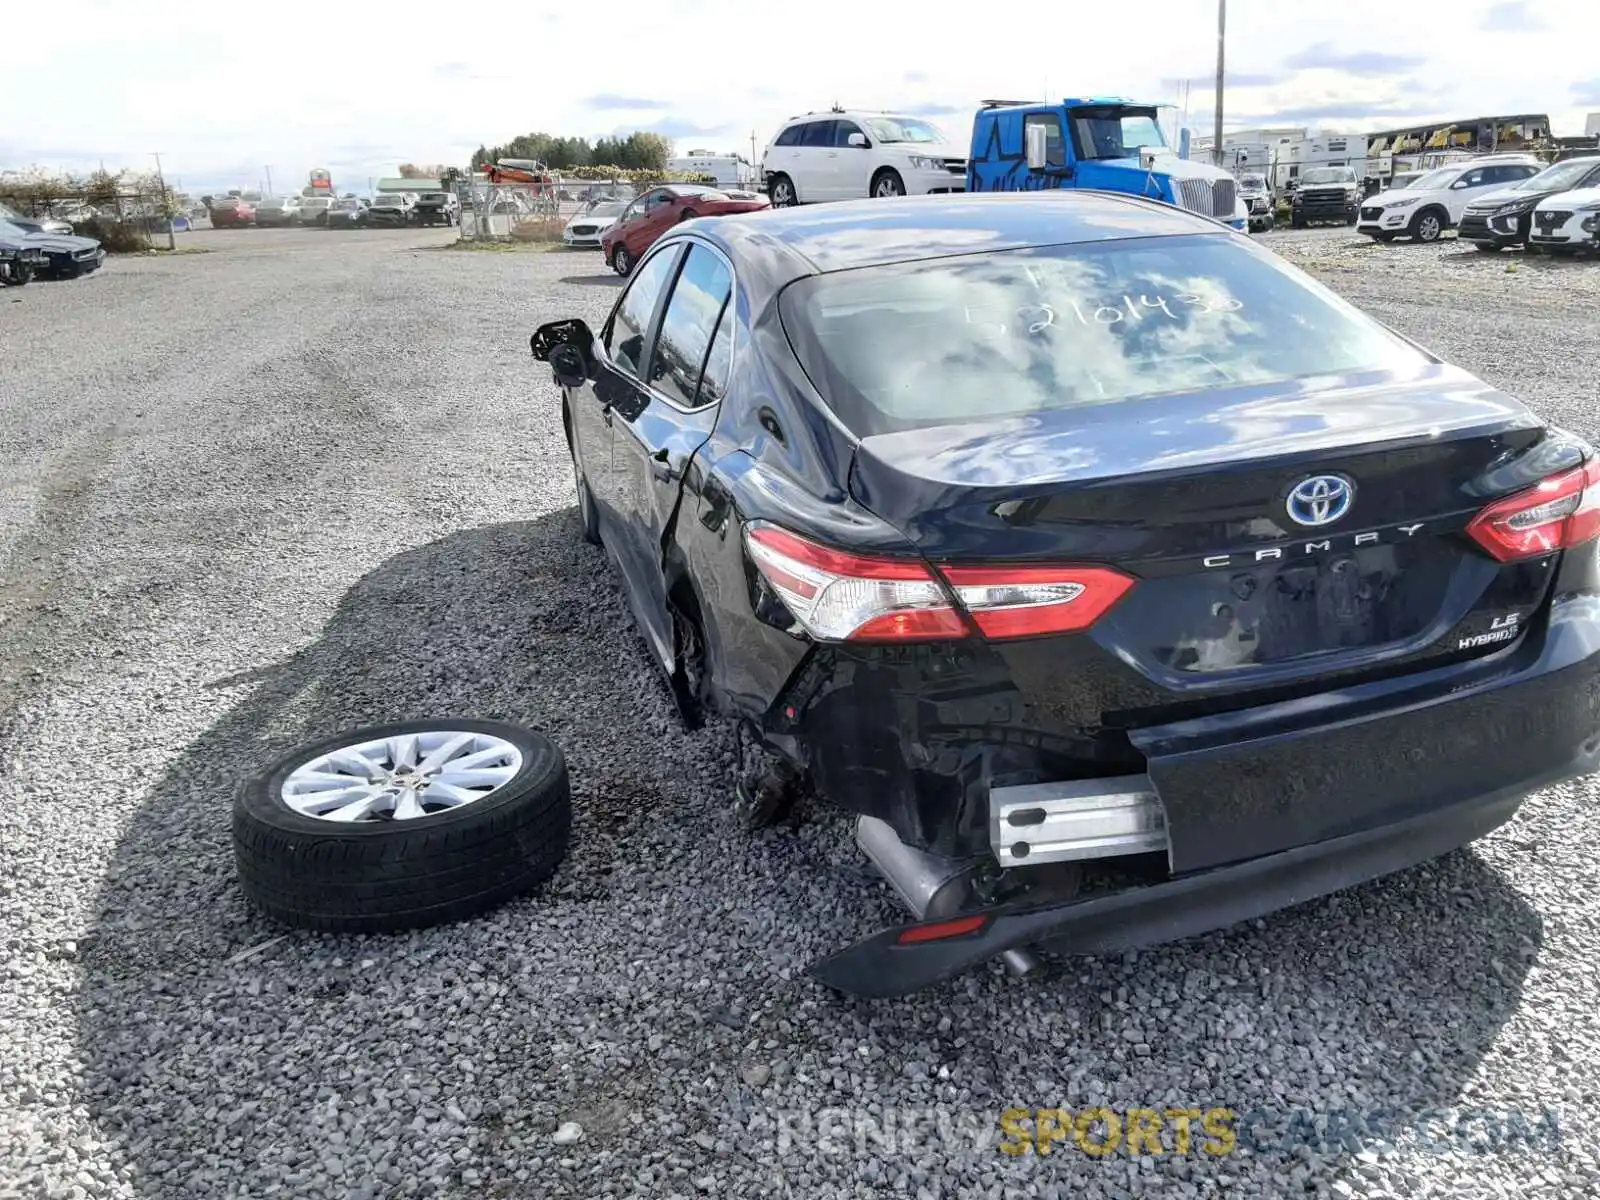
[{"x1": 676, "y1": 191, "x2": 1228, "y2": 299}]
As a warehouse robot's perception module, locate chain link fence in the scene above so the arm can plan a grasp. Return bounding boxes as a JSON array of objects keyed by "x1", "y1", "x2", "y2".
[{"x1": 456, "y1": 175, "x2": 665, "y2": 243}]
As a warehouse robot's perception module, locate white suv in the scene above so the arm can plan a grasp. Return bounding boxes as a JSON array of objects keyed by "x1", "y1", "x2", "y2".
[
  {"x1": 1355, "y1": 155, "x2": 1541, "y2": 243},
  {"x1": 1529, "y1": 186, "x2": 1600, "y2": 254},
  {"x1": 761, "y1": 109, "x2": 967, "y2": 207}
]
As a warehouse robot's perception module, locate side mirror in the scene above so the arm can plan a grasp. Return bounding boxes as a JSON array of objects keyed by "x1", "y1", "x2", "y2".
[
  {"x1": 1139, "y1": 146, "x2": 1163, "y2": 171},
  {"x1": 1025, "y1": 124, "x2": 1050, "y2": 171},
  {"x1": 530, "y1": 317, "x2": 594, "y2": 365},
  {"x1": 847, "y1": 132, "x2": 868, "y2": 148},
  {"x1": 549, "y1": 343, "x2": 589, "y2": 389}
]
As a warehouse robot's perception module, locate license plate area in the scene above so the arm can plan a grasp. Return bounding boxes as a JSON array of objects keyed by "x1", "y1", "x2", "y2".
[{"x1": 1117, "y1": 541, "x2": 1454, "y2": 676}]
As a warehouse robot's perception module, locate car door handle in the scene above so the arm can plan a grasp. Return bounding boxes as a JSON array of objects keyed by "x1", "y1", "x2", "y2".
[{"x1": 649, "y1": 447, "x2": 675, "y2": 482}]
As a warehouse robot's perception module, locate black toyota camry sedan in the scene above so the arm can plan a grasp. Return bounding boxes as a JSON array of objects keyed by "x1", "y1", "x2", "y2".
[{"x1": 531, "y1": 192, "x2": 1600, "y2": 997}]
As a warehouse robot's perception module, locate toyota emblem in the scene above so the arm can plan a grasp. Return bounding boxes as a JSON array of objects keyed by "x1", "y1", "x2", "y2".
[{"x1": 1285, "y1": 474, "x2": 1355, "y2": 527}]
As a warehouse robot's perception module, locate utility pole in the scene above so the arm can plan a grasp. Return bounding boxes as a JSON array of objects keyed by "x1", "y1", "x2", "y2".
[
  {"x1": 152, "y1": 152, "x2": 176, "y2": 250},
  {"x1": 265, "y1": 165, "x2": 274, "y2": 196},
  {"x1": 1213, "y1": 0, "x2": 1227, "y2": 167}
]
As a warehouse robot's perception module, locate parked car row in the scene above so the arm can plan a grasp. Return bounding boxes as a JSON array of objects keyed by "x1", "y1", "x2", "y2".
[
  {"x1": 206, "y1": 191, "x2": 459, "y2": 229},
  {"x1": 1353, "y1": 153, "x2": 1600, "y2": 252},
  {"x1": 0, "y1": 202, "x2": 105, "y2": 286}
]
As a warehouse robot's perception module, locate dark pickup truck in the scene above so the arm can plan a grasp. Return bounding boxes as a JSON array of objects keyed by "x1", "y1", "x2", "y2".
[
  {"x1": 414, "y1": 191, "x2": 460, "y2": 227},
  {"x1": 1291, "y1": 165, "x2": 1363, "y2": 227}
]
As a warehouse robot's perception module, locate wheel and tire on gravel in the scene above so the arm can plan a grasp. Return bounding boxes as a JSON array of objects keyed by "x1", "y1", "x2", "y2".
[
  {"x1": 1411, "y1": 208, "x2": 1446, "y2": 243},
  {"x1": 612, "y1": 245, "x2": 633, "y2": 276},
  {"x1": 871, "y1": 169, "x2": 906, "y2": 198},
  {"x1": 767, "y1": 174, "x2": 797, "y2": 207},
  {"x1": 234, "y1": 719, "x2": 571, "y2": 933}
]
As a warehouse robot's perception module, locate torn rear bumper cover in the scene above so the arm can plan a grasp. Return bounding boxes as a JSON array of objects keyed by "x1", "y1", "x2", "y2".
[{"x1": 807, "y1": 748, "x2": 1595, "y2": 998}]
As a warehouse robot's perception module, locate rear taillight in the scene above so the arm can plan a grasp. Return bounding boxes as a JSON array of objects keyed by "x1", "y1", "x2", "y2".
[
  {"x1": 742, "y1": 523, "x2": 1135, "y2": 643},
  {"x1": 1466, "y1": 459, "x2": 1600, "y2": 562},
  {"x1": 743, "y1": 524, "x2": 966, "y2": 642},
  {"x1": 940, "y1": 564, "x2": 1135, "y2": 638}
]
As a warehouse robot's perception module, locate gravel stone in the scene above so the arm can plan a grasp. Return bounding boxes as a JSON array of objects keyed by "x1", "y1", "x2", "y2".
[{"x1": 1, "y1": 225, "x2": 1598, "y2": 1199}]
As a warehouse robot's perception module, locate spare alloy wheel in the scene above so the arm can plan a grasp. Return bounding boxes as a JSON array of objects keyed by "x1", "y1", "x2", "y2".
[{"x1": 234, "y1": 718, "x2": 571, "y2": 933}]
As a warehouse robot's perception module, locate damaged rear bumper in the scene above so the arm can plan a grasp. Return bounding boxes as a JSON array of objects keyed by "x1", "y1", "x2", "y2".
[
  {"x1": 808, "y1": 744, "x2": 1593, "y2": 998},
  {"x1": 807, "y1": 599, "x2": 1600, "y2": 997}
]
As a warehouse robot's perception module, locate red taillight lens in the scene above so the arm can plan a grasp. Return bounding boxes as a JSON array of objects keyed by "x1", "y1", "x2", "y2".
[
  {"x1": 743, "y1": 524, "x2": 1136, "y2": 644},
  {"x1": 940, "y1": 564, "x2": 1136, "y2": 639},
  {"x1": 1466, "y1": 459, "x2": 1600, "y2": 562},
  {"x1": 896, "y1": 913, "x2": 989, "y2": 945},
  {"x1": 743, "y1": 524, "x2": 968, "y2": 642}
]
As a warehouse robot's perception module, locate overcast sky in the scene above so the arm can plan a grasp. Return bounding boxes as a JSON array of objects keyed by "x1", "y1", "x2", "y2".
[{"x1": 3, "y1": 0, "x2": 1597, "y2": 196}]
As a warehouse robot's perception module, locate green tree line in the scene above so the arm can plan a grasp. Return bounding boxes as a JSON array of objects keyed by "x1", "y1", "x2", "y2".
[{"x1": 471, "y1": 131, "x2": 672, "y2": 172}]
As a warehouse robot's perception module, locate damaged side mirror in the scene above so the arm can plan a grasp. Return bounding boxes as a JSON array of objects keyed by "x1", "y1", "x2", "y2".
[
  {"x1": 548, "y1": 343, "x2": 589, "y2": 389},
  {"x1": 530, "y1": 318, "x2": 595, "y2": 388},
  {"x1": 530, "y1": 318, "x2": 593, "y2": 361}
]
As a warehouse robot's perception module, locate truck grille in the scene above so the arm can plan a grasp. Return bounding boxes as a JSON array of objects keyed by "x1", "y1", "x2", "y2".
[{"x1": 1175, "y1": 178, "x2": 1235, "y2": 219}]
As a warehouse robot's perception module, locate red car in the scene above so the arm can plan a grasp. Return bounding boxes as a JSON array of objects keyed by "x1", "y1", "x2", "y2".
[
  {"x1": 208, "y1": 198, "x2": 255, "y2": 228},
  {"x1": 601, "y1": 184, "x2": 769, "y2": 276}
]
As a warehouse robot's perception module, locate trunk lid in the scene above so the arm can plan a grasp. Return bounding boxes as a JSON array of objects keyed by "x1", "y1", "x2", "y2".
[{"x1": 847, "y1": 366, "x2": 1571, "y2": 693}]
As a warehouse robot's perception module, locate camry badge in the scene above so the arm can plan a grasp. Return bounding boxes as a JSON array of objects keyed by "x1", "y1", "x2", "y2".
[{"x1": 1285, "y1": 474, "x2": 1355, "y2": 527}]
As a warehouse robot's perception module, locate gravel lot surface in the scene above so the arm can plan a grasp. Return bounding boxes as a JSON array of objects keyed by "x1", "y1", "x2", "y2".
[{"x1": 2, "y1": 225, "x2": 1600, "y2": 1200}]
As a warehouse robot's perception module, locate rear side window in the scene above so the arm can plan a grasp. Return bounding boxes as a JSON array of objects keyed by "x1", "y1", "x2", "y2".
[
  {"x1": 800, "y1": 121, "x2": 838, "y2": 148},
  {"x1": 779, "y1": 234, "x2": 1428, "y2": 438},
  {"x1": 605, "y1": 248, "x2": 680, "y2": 377},
  {"x1": 648, "y1": 245, "x2": 733, "y2": 408}
]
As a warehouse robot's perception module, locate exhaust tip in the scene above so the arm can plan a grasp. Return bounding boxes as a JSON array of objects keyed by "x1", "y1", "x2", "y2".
[{"x1": 1002, "y1": 947, "x2": 1040, "y2": 978}]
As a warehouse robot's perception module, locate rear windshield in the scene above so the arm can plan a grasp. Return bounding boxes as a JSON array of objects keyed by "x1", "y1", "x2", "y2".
[
  {"x1": 374, "y1": 194, "x2": 404, "y2": 204},
  {"x1": 1301, "y1": 168, "x2": 1356, "y2": 185},
  {"x1": 779, "y1": 235, "x2": 1426, "y2": 438}
]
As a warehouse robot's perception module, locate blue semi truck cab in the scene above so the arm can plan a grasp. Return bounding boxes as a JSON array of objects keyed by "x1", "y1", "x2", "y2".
[{"x1": 967, "y1": 98, "x2": 1247, "y2": 231}]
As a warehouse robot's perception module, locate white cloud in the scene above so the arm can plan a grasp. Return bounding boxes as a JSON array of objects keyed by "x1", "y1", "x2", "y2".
[{"x1": 2, "y1": 0, "x2": 1597, "y2": 195}]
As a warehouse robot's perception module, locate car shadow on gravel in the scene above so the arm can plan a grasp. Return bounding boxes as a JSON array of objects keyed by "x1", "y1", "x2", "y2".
[
  {"x1": 68, "y1": 508, "x2": 1545, "y2": 1196},
  {"x1": 557, "y1": 274, "x2": 623, "y2": 288}
]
